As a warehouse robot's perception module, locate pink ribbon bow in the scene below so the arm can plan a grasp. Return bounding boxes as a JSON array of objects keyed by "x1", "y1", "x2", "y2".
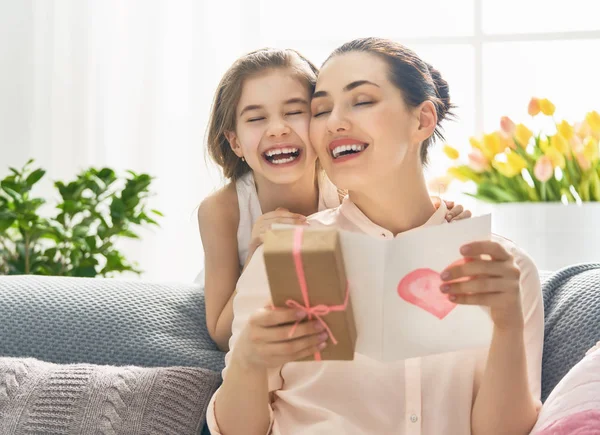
[{"x1": 286, "y1": 227, "x2": 349, "y2": 361}]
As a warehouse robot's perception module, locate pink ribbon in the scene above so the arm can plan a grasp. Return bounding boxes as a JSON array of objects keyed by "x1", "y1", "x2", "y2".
[{"x1": 286, "y1": 227, "x2": 349, "y2": 361}]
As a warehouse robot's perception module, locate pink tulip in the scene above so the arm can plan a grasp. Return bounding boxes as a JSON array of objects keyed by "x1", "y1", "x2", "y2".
[
  {"x1": 575, "y1": 152, "x2": 591, "y2": 171},
  {"x1": 468, "y1": 148, "x2": 489, "y2": 173},
  {"x1": 500, "y1": 116, "x2": 516, "y2": 135},
  {"x1": 534, "y1": 156, "x2": 553, "y2": 182}
]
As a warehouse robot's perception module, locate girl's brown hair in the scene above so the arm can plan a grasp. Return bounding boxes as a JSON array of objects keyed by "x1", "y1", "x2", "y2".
[
  {"x1": 206, "y1": 48, "x2": 319, "y2": 180},
  {"x1": 324, "y1": 37, "x2": 456, "y2": 165}
]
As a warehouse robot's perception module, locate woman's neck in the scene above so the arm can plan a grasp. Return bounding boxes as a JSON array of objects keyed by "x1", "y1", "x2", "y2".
[
  {"x1": 253, "y1": 167, "x2": 319, "y2": 216},
  {"x1": 349, "y1": 160, "x2": 435, "y2": 236}
]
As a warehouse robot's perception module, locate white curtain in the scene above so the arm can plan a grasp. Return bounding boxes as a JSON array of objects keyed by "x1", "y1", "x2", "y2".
[{"x1": 0, "y1": 0, "x2": 258, "y2": 281}]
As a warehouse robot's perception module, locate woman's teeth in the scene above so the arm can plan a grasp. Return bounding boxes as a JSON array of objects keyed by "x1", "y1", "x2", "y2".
[
  {"x1": 332, "y1": 144, "x2": 366, "y2": 159},
  {"x1": 264, "y1": 147, "x2": 300, "y2": 164}
]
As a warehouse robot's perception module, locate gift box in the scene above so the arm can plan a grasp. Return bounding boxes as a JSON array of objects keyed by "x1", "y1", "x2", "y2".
[{"x1": 263, "y1": 227, "x2": 356, "y2": 361}]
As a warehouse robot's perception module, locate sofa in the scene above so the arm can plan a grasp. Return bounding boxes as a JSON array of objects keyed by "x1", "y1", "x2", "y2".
[{"x1": 1, "y1": 263, "x2": 599, "y2": 433}]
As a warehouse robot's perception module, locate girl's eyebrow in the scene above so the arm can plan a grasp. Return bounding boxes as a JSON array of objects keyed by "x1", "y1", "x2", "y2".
[
  {"x1": 312, "y1": 80, "x2": 380, "y2": 100},
  {"x1": 239, "y1": 104, "x2": 262, "y2": 117}
]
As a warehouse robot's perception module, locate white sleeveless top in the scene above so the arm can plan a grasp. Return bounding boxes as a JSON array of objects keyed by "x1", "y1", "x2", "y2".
[{"x1": 235, "y1": 171, "x2": 341, "y2": 267}]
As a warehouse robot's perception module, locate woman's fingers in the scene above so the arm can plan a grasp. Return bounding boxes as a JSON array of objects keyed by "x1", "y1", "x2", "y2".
[
  {"x1": 442, "y1": 258, "x2": 517, "y2": 281},
  {"x1": 251, "y1": 307, "x2": 305, "y2": 328},
  {"x1": 460, "y1": 241, "x2": 512, "y2": 261},
  {"x1": 260, "y1": 319, "x2": 326, "y2": 343},
  {"x1": 266, "y1": 331, "x2": 329, "y2": 358},
  {"x1": 441, "y1": 277, "x2": 518, "y2": 295}
]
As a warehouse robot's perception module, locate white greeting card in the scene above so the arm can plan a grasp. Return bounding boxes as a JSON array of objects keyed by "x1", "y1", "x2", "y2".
[{"x1": 277, "y1": 215, "x2": 494, "y2": 361}]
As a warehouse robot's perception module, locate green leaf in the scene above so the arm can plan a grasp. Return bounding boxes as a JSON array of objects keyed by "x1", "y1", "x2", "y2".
[
  {"x1": 110, "y1": 198, "x2": 125, "y2": 222},
  {"x1": 25, "y1": 169, "x2": 46, "y2": 187},
  {"x1": 85, "y1": 236, "x2": 97, "y2": 250},
  {"x1": 151, "y1": 209, "x2": 164, "y2": 217},
  {"x1": 119, "y1": 229, "x2": 140, "y2": 239}
]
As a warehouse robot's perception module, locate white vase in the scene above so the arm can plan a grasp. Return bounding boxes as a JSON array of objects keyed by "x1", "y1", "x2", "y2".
[{"x1": 488, "y1": 203, "x2": 600, "y2": 271}]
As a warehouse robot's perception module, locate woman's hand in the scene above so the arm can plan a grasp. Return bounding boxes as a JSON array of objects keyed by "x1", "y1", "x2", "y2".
[
  {"x1": 233, "y1": 306, "x2": 329, "y2": 370},
  {"x1": 442, "y1": 200, "x2": 472, "y2": 222},
  {"x1": 250, "y1": 208, "x2": 307, "y2": 251},
  {"x1": 440, "y1": 241, "x2": 523, "y2": 330}
]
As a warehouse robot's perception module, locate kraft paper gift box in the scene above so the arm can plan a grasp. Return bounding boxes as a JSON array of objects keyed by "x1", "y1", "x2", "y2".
[{"x1": 263, "y1": 227, "x2": 356, "y2": 361}]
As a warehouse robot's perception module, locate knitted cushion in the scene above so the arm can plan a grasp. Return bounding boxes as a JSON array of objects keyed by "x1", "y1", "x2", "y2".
[
  {"x1": 0, "y1": 276, "x2": 225, "y2": 372},
  {"x1": 541, "y1": 263, "x2": 600, "y2": 402},
  {"x1": 0, "y1": 357, "x2": 221, "y2": 435}
]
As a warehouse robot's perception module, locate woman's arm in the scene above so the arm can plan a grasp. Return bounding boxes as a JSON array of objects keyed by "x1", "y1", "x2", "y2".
[
  {"x1": 198, "y1": 186, "x2": 241, "y2": 351},
  {"x1": 471, "y1": 325, "x2": 538, "y2": 435},
  {"x1": 441, "y1": 240, "x2": 543, "y2": 435},
  {"x1": 208, "y1": 248, "x2": 328, "y2": 435}
]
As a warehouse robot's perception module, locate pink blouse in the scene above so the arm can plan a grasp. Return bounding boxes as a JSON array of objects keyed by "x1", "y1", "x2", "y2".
[{"x1": 207, "y1": 198, "x2": 544, "y2": 434}]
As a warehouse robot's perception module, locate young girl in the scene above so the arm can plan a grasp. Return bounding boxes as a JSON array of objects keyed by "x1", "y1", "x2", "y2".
[
  {"x1": 206, "y1": 38, "x2": 544, "y2": 435},
  {"x1": 198, "y1": 48, "x2": 470, "y2": 351}
]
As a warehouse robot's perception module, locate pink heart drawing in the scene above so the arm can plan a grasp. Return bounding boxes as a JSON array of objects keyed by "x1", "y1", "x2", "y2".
[{"x1": 397, "y1": 268, "x2": 456, "y2": 320}]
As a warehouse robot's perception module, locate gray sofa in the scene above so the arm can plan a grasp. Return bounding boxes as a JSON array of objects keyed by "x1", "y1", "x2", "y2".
[{"x1": 1, "y1": 263, "x2": 599, "y2": 430}]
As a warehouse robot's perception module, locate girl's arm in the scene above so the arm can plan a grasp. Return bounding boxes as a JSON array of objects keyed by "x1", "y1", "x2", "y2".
[{"x1": 198, "y1": 186, "x2": 241, "y2": 352}]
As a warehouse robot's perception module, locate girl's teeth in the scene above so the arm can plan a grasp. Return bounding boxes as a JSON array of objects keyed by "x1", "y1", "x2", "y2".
[{"x1": 266, "y1": 147, "x2": 299, "y2": 157}]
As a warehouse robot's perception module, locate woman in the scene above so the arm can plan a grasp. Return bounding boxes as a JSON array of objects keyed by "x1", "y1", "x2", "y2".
[{"x1": 206, "y1": 38, "x2": 544, "y2": 435}]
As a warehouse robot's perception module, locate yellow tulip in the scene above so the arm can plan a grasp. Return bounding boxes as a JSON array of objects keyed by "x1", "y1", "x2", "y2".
[
  {"x1": 539, "y1": 137, "x2": 550, "y2": 153},
  {"x1": 493, "y1": 161, "x2": 521, "y2": 178},
  {"x1": 539, "y1": 98, "x2": 556, "y2": 116},
  {"x1": 514, "y1": 124, "x2": 533, "y2": 147},
  {"x1": 528, "y1": 97, "x2": 541, "y2": 116},
  {"x1": 551, "y1": 134, "x2": 570, "y2": 155},
  {"x1": 545, "y1": 146, "x2": 566, "y2": 169},
  {"x1": 483, "y1": 132, "x2": 504, "y2": 156},
  {"x1": 586, "y1": 111, "x2": 600, "y2": 134},
  {"x1": 506, "y1": 150, "x2": 528, "y2": 172},
  {"x1": 583, "y1": 136, "x2": 599, "y2": 162},
  {"x1": 443, "y1": 145, "x2": 460, "y2": 160},
  {"x1": 557, "y1": 120, "x2": 574, "y2": 140},
  {"x1": 447, "y1": 166, "x2": 477, "y2": 182}
]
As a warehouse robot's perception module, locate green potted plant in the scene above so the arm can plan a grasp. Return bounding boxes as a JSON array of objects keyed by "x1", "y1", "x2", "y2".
[{"x1": 0, "y1": 160, "x2": 162, "y2": 276}]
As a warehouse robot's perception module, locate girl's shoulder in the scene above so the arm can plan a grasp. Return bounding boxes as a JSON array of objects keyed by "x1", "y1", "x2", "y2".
[{"x1": 197, "y1": 182, "x2": 240, "y2": 229}]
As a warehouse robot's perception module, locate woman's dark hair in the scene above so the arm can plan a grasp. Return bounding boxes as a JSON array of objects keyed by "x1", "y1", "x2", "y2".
[{"x1": 325, "y1": 37, "x2": 456, "y2": 164}]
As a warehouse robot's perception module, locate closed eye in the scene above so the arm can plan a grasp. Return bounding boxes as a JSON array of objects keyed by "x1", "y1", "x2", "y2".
[
  {"x1": 247, "y1": 117, "x2": 265, "y2": 122},
  {"x1": 355, "y1": 101, "x2": 373, "y2": 107},
  {"x1": 313, "y1": 110, "x2": 331, "y2": 118},
  {"x1": 286, "y1": 111, "x2": 304, "y2": 116}
]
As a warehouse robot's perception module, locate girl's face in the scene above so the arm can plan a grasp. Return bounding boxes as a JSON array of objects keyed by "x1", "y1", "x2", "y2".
[
  {"x1": 227, "y1": 68, "x2": 316, "y2": 184},
  {"x1": 309, "y1": 51, "x2": 435, "y2": 191}
]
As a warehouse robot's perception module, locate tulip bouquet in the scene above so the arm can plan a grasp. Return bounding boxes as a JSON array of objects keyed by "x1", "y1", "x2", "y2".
[{"x1": 443, "y1": 98, "x2": 600, "y2": 203}]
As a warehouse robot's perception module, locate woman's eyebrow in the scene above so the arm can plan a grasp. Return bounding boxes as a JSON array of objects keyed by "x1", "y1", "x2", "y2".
[{"x1": 312, "y1": 80, "x2": 380, "y2": 100}]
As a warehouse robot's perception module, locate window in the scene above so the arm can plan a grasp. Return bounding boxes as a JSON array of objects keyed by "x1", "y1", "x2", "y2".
[{"x1": 255, "y1": 0, "x2": 600, "y2": 179}]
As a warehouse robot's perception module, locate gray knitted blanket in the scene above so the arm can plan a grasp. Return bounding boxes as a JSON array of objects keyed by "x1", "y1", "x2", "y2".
[
  {"x1": 541, "y1": 263, "x2": 600, "y2": 402},
  {"x1": 0, "y1": 276, "x2": 225, "y2": 372},
  {"x1": 0, "y1": 357, "x2": 221, "y2": 435}
]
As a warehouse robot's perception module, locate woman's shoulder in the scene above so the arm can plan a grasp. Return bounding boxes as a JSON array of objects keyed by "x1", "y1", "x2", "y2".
[{"x1": 198, "y1": 182, "x2": 240, "y2": 228}]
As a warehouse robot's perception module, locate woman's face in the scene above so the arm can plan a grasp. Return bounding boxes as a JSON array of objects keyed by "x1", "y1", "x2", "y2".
[
  {"x1": 309, "y1": 51, "x2": 431, "y2": 191},
  {"x1": 227, "y1": 68, "x2": 317, "y2": 184}
]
